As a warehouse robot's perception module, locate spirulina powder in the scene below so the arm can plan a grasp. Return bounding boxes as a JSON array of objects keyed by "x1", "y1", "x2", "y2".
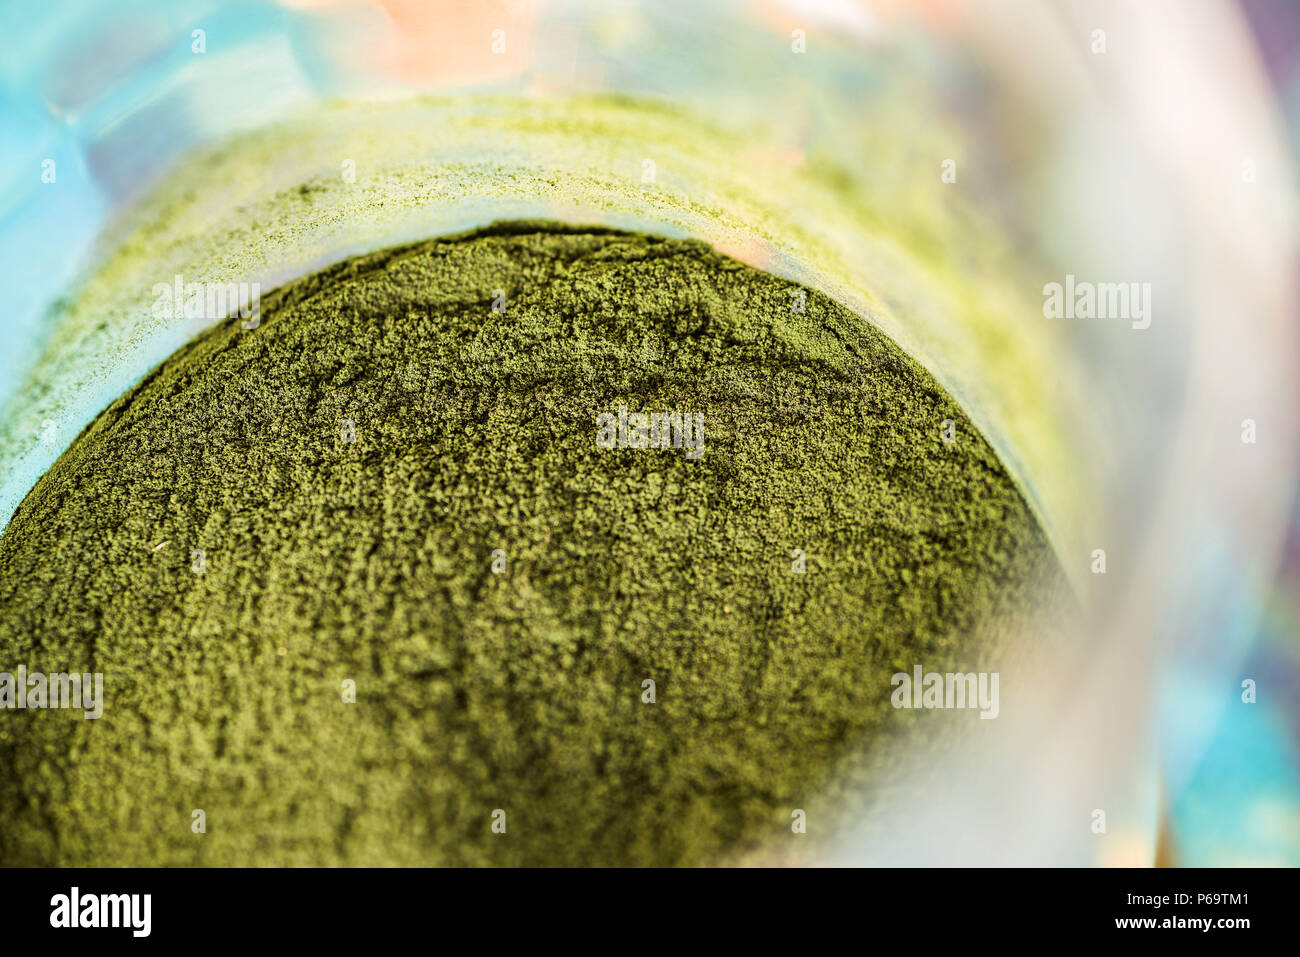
[{"x1": 0, "y1": 222, "x2": 1063, "y2": 865}]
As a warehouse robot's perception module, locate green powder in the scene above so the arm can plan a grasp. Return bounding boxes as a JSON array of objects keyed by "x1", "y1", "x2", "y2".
[{"x1": 0, "y1": 222, "x2": 1062, "y2": 866}]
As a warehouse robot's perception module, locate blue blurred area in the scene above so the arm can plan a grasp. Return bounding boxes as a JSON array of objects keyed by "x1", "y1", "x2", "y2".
[
  {"x1": 0, "y1": 57, "x2": 106, "y2": 410},
  {"x1": 0, "y1": 0, "x2": 316, "y2": 409},
  {"x1": 1158, "y1": 495, "x2": 1300, "y2": 865}
]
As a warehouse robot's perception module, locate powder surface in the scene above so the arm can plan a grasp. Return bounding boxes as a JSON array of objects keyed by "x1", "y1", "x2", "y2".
[{"x1": 0, "y1": 223, "x2": 1062, "y2": 865}]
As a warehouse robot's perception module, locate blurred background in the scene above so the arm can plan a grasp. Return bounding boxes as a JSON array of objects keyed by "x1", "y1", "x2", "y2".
[{"x1": 1, "y1": 0, "x2": 1297, "y2": 865}]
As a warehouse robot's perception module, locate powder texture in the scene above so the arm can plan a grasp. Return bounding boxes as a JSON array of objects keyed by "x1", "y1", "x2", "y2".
[{"x1": 0, "y1": 223, "x2": 1062, "y2": 865}]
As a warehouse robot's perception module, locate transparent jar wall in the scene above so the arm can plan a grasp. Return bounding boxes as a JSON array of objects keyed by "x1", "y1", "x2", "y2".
[{"x1": 1, "y1": 0, "x2": 1296, "y2": 864}]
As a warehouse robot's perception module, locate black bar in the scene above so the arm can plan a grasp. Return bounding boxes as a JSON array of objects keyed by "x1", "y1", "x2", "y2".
[{"x1": 0, "y1": 866, "x2": 1279, "y2": 943}]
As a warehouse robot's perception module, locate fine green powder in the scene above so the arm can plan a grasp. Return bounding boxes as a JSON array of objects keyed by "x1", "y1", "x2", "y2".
[{"x1": 0, "y1": 222, "x2": 1062, "y2": 865}]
